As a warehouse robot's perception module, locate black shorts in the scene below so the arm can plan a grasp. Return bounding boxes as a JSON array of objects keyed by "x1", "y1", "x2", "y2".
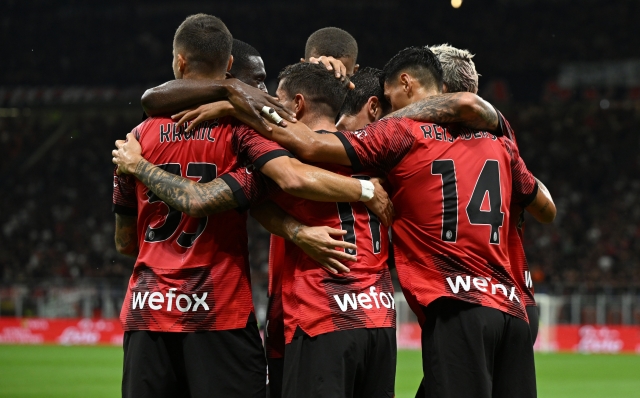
[
  {"x1": 526, "y1": 305, "x2": 540, "y2": 344},
  {"x1": 283, "y1": 327, "x2": 396, "y2": 398},
  {"x1": 267, "y1": 357, "x2": 284, "y2": 398},
  {"x1": 417, "y1": 298, "x2": 536, "y2": 398},
  {"x1": 122, "y1": 320, "x2": 267, "y2": 398}
]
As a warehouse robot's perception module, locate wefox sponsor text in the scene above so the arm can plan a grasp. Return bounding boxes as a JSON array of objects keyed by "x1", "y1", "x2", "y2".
[
  {"x1": 446, "y1": 275, "x2": 521, "y2": 302},
  {"x1": 131, "y1": 288, "x2": 209, "y2": 312},
  {"x1": 333, "y1": 286, "x2": 395, "y2": 312}
]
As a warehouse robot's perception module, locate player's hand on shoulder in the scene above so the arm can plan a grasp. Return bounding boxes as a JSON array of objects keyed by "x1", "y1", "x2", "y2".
[
  {"x1": 172, "y1": 101, "x2": 235, "y2": 133},
  {"x1": 112, "y1": 132, "x2": 143, "y2": 175},
  {"x1": 364, "y1": 178, "x2": 395, "y2": 227},
  {"x1": 293, "y1": 226, "x2": 357, "y2": 275},
  {"x1": 307, "y1": 56, "x2": 355, "y2": 90},
  {"x1": 223, "y1": 78, "x2": 296, "y2": 132}
]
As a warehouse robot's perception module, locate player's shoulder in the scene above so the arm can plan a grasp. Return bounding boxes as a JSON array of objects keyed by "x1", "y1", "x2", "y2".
[
  {"x1": 381, "y1": 116, "x2": 425, "y2": 129},
  {"x1": 136, "y1": 115, "x2": 173, "y2": 137},
  {"x1": 350, "y1": 116, "x2": 424, "y2": 138}
]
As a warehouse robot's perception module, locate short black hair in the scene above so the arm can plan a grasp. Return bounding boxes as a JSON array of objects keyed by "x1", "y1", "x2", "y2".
[
  {"x1": 338, "y1": 67, "x2": 391, "y2": 118},
  {"x1": 278, "y1": 63, "x2": 349, "y2": 117},
  {"x1": 383, "y1": 46, "x2": 443, "y2": 91},
  {"x1": 304, "y1": 27, "x2": 358, "y2": 61},
  {"x1": 174, "y1": 14, "x2": 233, "y2": 75},
  {"x1": 230, "y1": 39, "x2": 262, "y2": 76}
]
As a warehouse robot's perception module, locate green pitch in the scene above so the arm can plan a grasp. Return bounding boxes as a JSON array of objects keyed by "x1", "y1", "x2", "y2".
[
  {"x1": 0, "y1": 346, "x2": 639, "y2": 398},
  {"x1": 395, "y1": 350, "x2": 640, "y2": 398}
]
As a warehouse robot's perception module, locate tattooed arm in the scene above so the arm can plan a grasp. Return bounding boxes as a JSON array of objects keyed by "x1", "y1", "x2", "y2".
[
  {"x1": 526, "y1": 178, "x2": 556, "y2": 224},
  {"x1": 110, "y1": 132, "x2": 238, "y2": 217},
  {"x1": 386, "y1": 92, "x2": 499, "y2": 132},
  {"x1": 133, "y1": 159, "x2": 238, "y2": 218},
  {"x1": 115, "y1": 214, "x2": 138, "y2": 257}
]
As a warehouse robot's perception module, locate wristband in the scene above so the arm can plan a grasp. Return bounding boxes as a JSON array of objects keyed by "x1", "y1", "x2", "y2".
[{"x1": 359, "y1": 180, "x2": 375, "y2": 202}]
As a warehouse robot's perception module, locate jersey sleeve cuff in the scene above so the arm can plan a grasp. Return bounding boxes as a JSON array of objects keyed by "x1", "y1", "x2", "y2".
[
  {"x1": 253, "y1": 150, "x2": 294, "y2": 170},
  {"x1": 219, "y1": 174, "x2": 250, "y2": 212},
  {"x1": 333, "y1": 132, "x2": 363, "y2": 173},
  {"x1": 520, "y1": 181, "x2": 539, "y2": 208},
  {"x1": 112, "y1": 204, "x2": 137, "y2": 216},
  {"x1": 493, "y1": 106, "x2": 506, "y2": 137}
]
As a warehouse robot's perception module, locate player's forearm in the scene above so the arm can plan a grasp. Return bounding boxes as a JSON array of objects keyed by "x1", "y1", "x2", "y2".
[
  {"x1": 266, "y1": 123, "x2": 351, "y2": 165},
  {"x1": 141, "y1": 79, "x2": 230, "y2": 117},
  {"x1": 133, "y1": 159, "x2": 238, "y2": 217},
  {"x1": 263, "y1": 159, "x2": 361, "y2": 202},
  {"x1": 526, "y1": 178, "x2": 556, "y2": 224},
  {"x1": 114, "y1": 214, "x2": 138, "y2": 257},
  {"x1": 387, "y1": 92, "x2": 499, "y2": 132},
  {"x1": 250, "y1": 201, "x2": 303, "y2": 242}
]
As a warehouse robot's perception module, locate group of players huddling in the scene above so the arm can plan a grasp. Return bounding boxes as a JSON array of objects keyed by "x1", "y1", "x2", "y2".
[{"x1": 111, "y1": 13, "x2": 556, "y2": 398}]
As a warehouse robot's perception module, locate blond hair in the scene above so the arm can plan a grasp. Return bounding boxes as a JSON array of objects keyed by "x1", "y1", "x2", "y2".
[{"x1": 429, "y1": 44, "x2": 479, "y2": 93}]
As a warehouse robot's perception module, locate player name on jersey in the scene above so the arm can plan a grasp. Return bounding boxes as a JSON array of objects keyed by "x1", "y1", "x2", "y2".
[{"x1": 159, "y1": 120, "x2": 219, "y2": 144}]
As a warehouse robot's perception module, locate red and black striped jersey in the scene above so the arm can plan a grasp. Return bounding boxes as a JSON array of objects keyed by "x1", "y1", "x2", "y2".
[
  {"x1": 335, "y1": 117, "x2": 537, "y2": 323},
  {"x1": 112, "y1": 116, "x2": 288, "y2": 332},
  {"x1": 497, "y1": 110, "x2": 536, "y2": 307},
  {"x1": 269, "y1": 156, "x2": 395, "y2": 344}
]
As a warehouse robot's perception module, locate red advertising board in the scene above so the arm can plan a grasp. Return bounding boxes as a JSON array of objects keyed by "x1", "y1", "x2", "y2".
[
  {"x1": 550, "y1": 325, "x2": 640, "y2": 354},
  {"x1": 0, "y1": 318, "x2": 123, "y2": 345},
  {"x1": 2, "y1": 318, "x2": 640, "y2": 353}
]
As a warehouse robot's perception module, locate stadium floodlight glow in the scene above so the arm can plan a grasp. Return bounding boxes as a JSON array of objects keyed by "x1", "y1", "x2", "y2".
[{"x1": 451, "y1": 0, "x2": 462, "y2": 8}]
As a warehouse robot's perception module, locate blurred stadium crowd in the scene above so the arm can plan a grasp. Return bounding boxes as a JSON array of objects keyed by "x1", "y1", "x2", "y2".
[
  {"x1": 0, "y1": 0, "x2": 639, "y2": 317},
  {"x1": 1, "y1": 99, "x2": 638, "y2": 309}
]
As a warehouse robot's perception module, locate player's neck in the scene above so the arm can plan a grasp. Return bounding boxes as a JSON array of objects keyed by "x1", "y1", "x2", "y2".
[
  {"x1": 409, "y1": 86, "x2": 441, "y2": 104},
  {"x1": 299, "y1": 114, "x2": 337, "y2": 132},
  {"x1": 182, "y1": 70, "x2": 226, "y2": 81}
]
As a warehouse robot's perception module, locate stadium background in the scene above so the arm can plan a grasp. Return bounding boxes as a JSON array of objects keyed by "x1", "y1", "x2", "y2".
[{"x1": 1, "y1": 0, "x2": 639, "y2": 397}]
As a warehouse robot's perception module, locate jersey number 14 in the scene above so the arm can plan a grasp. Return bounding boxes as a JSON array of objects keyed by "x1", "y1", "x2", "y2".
[{"x1": 432, "y1": 159, "x2": 504, "y2": 244}]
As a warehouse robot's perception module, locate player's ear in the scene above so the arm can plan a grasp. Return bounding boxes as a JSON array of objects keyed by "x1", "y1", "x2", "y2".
[
  {"x1": 300, "y1": 57, "x2": 306, "y2": 63},
  {"x1": 353, "y1": 64, "x2": 360, "y2": 74},
  {"x1": 226, "y1": 55, "x2": 234, "y2": 72},
  {"x1": 177, "y1": 54, "x2": 187, "y2": 74},
  {"x1": 400, "y1": 73, "x2": 412, "y2": 95},
  {"x1": 367, "y1": 96, "x2": 380, "y2": 121},
  {"x1": 294, "y1": 93, "x2": 305, "y2": 118}
]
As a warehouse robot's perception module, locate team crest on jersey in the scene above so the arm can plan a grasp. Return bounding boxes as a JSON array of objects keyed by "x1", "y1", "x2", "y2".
[{"x1": 353, "y1": 129, "x2": 368, "y2": 139}]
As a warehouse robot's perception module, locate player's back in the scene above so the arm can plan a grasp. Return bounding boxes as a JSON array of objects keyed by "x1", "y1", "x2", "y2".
[
  {"x1": 121, "y1": 116, "x2": 254, "y2": 332},
  {"x1": 271, "y1": 161, "x2": 395, "y2": 342},
  {"x1": 388, "y1": 121, "x2": 531, "y2": 321},
  {"x1": 337, "y1": 117, "x2": 536, "y2": 322},
  {"x1": 134, "y1": 116, "x2": 243, "y2": 267}
]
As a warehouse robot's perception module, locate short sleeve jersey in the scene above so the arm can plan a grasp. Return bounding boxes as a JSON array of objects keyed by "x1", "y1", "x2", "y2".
[
  {"x1": 334, "y1": 118, "x2": 537, "y2": 322},
  {"x1": 269, "y1": 154, "x2": 395, "y2": 344},
  {"x1": 496, "y1": 110, "x2": 536, "y2": 307},
  {"x1": 112, "y1": 116, "x2": 289, "y2": 332}
]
